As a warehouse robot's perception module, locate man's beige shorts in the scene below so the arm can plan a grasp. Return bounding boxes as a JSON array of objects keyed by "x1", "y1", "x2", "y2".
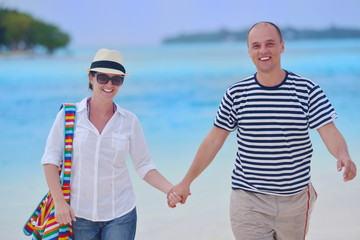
[{"x1": 230, "y1": 184, "x2": 317, "y2": 240}]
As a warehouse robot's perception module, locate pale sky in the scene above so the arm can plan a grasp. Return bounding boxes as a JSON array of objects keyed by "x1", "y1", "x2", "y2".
[{"x1": 1, "y1": 0, "x2": 360, "y2": 47}]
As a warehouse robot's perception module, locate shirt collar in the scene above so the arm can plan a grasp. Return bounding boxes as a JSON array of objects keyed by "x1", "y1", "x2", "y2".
[{"x1": 114, "y1": 102, "x2": 126, "y2": 117}]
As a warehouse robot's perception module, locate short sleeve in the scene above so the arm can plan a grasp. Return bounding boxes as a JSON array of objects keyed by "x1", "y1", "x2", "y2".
[
  {"x1": 214, "y1": 88, "x2": 238, "y2": 132},
  {"x1": 308, "y1": 85, "x2": 337, "y2": 129}
]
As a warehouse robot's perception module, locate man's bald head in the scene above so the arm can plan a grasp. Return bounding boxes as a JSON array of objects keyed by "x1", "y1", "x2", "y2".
[{"x1": 247, "y1": 22, "x2": 283, "y2": 46}]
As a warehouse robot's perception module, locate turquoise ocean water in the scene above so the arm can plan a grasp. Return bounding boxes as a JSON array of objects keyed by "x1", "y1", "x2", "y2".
[{"x1": 1, "y1": 39, "x2": 360, "y2": 239}]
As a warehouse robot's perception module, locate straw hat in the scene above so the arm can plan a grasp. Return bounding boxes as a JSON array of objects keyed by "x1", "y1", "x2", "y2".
[{"x1": 87, "y1": 48, "x2": 128, "y2": 75}]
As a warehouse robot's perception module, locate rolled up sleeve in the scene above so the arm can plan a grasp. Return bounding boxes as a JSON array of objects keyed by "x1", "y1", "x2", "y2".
[
  {"x1": 40, "y1": 109, "x2": 64, "y2": 167},
  {"x1": 129, "y1": 116, "x2": 156, "y2": 179}
]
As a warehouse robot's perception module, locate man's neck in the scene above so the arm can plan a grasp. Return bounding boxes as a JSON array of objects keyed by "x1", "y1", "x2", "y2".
[{"x1": 256, "y1": 69, "x2": 286, "y2": 87}]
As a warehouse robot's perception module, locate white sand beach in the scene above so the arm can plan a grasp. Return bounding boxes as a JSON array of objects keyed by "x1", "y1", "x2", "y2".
[{"x1": 4, "y1": 137, "x2": 359, "y2": 240}]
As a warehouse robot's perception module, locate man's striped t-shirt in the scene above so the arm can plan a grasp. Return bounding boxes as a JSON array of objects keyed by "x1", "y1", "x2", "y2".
[{"x1": 214, "y1": 71, "x2": 337, "y2": 196}]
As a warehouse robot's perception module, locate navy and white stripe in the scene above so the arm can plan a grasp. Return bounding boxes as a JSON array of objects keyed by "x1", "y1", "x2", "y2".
[{"x1": 214, "y1": 71, "x2": 337, "y2": 196}]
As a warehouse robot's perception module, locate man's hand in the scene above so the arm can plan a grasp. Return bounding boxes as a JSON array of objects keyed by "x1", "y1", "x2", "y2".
[{"x1": 337, "y1": 158, "x2": 357, "y2": 182}]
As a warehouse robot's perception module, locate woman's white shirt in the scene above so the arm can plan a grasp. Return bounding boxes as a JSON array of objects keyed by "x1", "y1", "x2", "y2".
[{"x1": 41, "y1": 98, "x2": 156, "y2": 221}]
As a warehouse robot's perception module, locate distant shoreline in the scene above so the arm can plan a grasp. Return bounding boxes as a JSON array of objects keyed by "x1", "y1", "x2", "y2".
[
  {"x1": 163, "y1": 26, "x2": 360, "y2": 44},
  {"x1": 0, "y1": 50, "x2": 38, "y2": 60},
  {"x1": 0, "y1": 48, "x2": 73, "y2": 59},
  {"x1": 0, "y1": 48, "x2": 72, "y2": 59}
]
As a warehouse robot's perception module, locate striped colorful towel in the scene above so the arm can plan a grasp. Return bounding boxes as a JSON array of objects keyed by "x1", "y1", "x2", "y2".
[{"x1": 23, "y1": 103, "x2": 76, "y2": 240}]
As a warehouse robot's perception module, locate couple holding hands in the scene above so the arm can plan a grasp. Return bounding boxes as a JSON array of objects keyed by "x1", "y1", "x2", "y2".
[{"x1": 41, "y1": 22, "x2": 356, "y2": 240}]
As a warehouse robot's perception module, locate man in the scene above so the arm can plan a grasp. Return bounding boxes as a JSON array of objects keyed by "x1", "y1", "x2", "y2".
[{"x1": 167, "y1": 22, "x2": 357, "y2": 239}]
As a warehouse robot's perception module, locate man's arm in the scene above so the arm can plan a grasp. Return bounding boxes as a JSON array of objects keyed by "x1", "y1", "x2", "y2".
[
  {"x1": 169, "y1": 126, "x2": 230, "y2": 205},
  {"x1": 317, "y1": 122, "x2": 357, "y2": 181}
]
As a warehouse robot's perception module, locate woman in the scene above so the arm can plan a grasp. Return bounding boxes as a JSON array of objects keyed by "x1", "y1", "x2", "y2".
[{"x1": 41, "y1": 48, "x2": 180, "y2": 240}]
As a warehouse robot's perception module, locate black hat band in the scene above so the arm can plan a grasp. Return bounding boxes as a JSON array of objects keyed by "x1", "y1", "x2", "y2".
[{"x1": 90, "y1": 60, "x2": 126, "y2": 73}]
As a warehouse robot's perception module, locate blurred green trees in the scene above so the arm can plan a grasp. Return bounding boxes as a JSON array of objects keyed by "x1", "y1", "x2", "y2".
[{"x1": 0, "y1": 7, "x2": 70, "y2": 54}]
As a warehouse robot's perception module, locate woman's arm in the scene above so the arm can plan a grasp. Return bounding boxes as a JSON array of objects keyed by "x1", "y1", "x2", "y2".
[
  {"x1": 44, "y1": 164, "x2": 76, "y2": 224},
  {"x1": 143, "y1": 169, "x2": 173, "y2": 194},
  {"x1": 143, "y1": 169, "x2": 182, "y2": 207}
]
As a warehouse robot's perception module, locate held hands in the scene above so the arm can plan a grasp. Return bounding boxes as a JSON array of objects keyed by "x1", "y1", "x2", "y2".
[
  {"x1": 167, "y1": 182, "x2": 191, "y2": 208},
  {"x1": 167, "y1": 192, "x2": 182, "y2": 208},
  {"x1": 337, "y1": 158, "x2": 357, "y2": 182}
]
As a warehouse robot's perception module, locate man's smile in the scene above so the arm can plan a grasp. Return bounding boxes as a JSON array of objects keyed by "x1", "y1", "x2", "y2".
[{"x1": 259, "y1": 56, "x2": 271, "y2": 61}]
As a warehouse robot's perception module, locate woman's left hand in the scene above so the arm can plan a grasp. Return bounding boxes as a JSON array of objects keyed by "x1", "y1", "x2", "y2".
[{"x1": 167, "y1": 191, "x2": 182, "y2": 208}]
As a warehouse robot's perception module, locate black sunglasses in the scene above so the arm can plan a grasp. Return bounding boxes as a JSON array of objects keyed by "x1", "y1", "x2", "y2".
[{"x1": 95, "y1": 73, "x2": 124, "y2": 86}]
